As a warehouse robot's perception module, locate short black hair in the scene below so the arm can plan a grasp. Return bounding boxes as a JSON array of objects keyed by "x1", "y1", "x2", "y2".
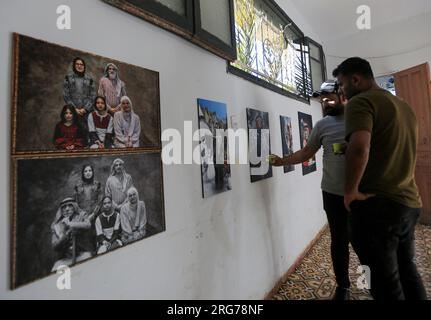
[{"x1": 332, "y1": 57, "x2": 374, "y2": 79}]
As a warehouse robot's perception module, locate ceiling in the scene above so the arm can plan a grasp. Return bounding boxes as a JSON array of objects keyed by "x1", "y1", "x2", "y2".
[{"x1": 290, "y1": 0, "x2": 431, "y2": 43}]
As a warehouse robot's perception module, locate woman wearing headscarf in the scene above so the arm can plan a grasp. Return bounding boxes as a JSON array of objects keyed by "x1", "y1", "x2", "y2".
[
  {"x1": 104, "y1": 158, "x2": 134, "y2": 210},
  {"x1": 63, "y1": 57, "x2": 96, "y2": 119},
  {"x1": 120, "y1": 187, "x2": 147, "y2": 245},
  {"x1": 113, "y1": 96, "x2": 141, "y2": 148},
  {"x1": 74, "y1": 164, "x2": 102, "y2": 217},
  {"x1": 51, "y1": 198, "x2": 93, "y2": 271}
]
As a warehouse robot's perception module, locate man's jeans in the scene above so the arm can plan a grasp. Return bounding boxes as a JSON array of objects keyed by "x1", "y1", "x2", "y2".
[
  {"x1": 350, "y1": 196, "x2": 427, "y2": 300},
  {"x1": 323, "y1": 191, "x2": 350, "y2": 289}
]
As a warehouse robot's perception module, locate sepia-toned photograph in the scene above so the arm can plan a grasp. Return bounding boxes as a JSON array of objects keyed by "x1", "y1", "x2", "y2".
[
  {"x1": 298, "y1": 112, "x2": 317, "y2": 175},
  {"x1": 12, "y1": 153, "x2": 165, "y2": 289},
  {"x1": 247, "y1": 108, "x2": 273, "y2": 183},
  {"x1": 12, "y1": 33, "x2": 161, "y2": 154},
  {"x1": 197, "y1": 98, "x2": 232, "y2": 198},
  {"x1": 279, "y1": 115, "x2": 295, "y2": 173}
]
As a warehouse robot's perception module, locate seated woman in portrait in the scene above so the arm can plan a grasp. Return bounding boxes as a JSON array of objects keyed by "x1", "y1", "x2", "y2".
[
  {"x1": 120, "y1": 187, "x2": 147, "y2": 245},
  {"x1": 53, "y1": 105, "x2": 86, "y2": 150},
  {"x1": 88, "y1": 96, "x2": 114, "y2": 149},
  {"x1": 113, "y1": 96, "x2": 141, "y2": 148}
]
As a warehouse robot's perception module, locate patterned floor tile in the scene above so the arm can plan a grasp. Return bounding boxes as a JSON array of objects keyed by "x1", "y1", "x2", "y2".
[{"x1": 273, "y1": 224, "x2": 431, "y2": 300}]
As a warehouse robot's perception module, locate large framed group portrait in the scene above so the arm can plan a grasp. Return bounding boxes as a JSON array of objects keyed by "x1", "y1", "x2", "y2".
[
  {"x1": 12, "y1": 33, "x2": 161, "y2": 154},
  {"x1": 11, "y1": 153, "x2": 165, "y2": 289},
  {"x1": 10, "y1": 33, "x2": 166, "y2": 289}
]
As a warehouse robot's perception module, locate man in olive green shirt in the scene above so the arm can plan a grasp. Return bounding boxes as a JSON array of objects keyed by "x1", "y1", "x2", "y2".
[{"x1": 333, "y1": 57, "x2": 426, "y2": 300}]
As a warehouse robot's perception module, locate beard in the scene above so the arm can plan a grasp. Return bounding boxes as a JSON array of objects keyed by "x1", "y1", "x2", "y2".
[
  {"x1": 109, "y1": 71, "x2": 117, "y2": 80},
  {"x1": 324, "y1": 106, "x2": 344, "y2": 116}
]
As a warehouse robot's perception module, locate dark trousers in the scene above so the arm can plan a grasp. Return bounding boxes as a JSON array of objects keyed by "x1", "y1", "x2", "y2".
[
  {"x1": 322, "y1": 191, "x2": 351, "y2": 288},
  {"x1": 350, "y1": 197, "x2": 427, "y2": 300}
]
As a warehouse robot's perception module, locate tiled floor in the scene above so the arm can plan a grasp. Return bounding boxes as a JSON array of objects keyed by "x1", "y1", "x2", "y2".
[{"x1": 273, "y1": 224, "x2": 431, "y2": 300}]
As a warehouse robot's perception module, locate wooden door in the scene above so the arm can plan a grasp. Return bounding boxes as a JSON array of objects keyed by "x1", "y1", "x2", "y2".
[{"x1": 394, "y1": 63, "x2": 431, "y2": 225}]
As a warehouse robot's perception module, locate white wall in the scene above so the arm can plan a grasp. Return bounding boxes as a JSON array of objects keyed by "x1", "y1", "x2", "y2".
[
  {"x1": 0, "y1": 0, "x2": 326, "y2": 299},
  {"x1": 325, "y1": 11, "x2": 431, "y2": 78}
]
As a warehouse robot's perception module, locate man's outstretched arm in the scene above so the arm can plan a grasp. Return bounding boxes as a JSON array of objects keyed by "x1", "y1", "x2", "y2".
[{"x1": 270, "y1": 145, "x2": 316, "y2": 166}]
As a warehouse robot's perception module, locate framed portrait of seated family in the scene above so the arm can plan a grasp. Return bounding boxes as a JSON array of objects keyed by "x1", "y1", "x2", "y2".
[
  {"x1": 12, "y1": 33, "x2": 161, "y2": 154},
  {"x1": 10, "y1": 33, "x2": 166, "y2": 289},
  {"x1": 11, "y1": 153, "x2": 165, "y2": 289}
]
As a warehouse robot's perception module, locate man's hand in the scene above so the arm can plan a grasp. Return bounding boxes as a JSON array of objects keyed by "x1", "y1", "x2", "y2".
[
  {"x1": 344, "y1": 190, "x2": 375, "y2": 212},
  {"x1": 268, "y1": 154, "x2": 284, "y2": 166}
]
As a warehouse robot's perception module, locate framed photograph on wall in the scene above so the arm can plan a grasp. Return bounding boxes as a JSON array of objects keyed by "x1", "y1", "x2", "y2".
[
  {"x1": 279, "y1": 115, "x2": 295, "y2": 173},
  {"x1": 297, "y1": 112, "x2": 317, "y2": 175},
  {"x1": 11, "y1": 153, "x2": 165, "y2": 289},
  {"x1": 246, "y1": 108, "x2": 272, "y2": 183},
  {"x1": 10, "y1": 33, "x2": 165, "y2": 289},
  {"x1": 12, "y1": 33, "x2": 161, "y2": 154},
  {"x1": 197, "y1": 98, "x2": 232, "y2": 198}
]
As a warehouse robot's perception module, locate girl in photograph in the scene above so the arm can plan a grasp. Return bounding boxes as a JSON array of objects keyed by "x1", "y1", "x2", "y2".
[
  {"x1": 74, "y1": 164, "x2": 103, "y2": 254},
  {"x1": 53, "y1": 105, "x2": 87, "y2": 150},
  {"x1": 88, "y1": 96, "x2": 114, "y2": 149},
  {"x1": 74, "y1": 164, "x2": 103, "y2": 218}
]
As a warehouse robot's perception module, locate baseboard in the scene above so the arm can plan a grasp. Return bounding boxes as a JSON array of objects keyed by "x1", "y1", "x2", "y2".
[{"x1": 263, "y1": 223, "x2": 329, "y2": 300}]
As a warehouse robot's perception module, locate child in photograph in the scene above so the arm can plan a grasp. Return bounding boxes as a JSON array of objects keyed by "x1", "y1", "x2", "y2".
[
  {"x1": 53, "y1": 105, "x2": 86, "y2": 150},
  {"x1": 95, "y1": 196, "x2": 122, "y2": 254},
  {"x1": 88, "y1": 96, "x2": 114, "y2": 149}
]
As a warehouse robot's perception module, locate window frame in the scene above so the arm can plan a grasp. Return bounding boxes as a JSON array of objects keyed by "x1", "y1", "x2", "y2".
[
  {"x1": 103, "y1": 0, "x2": 237, "y2": 61},
  {"x1": 304, "y1": 36, "x2": 327, "y2": 93},
  {"x1": 193, "y1": 0, "x2": 237, "y2": 60},
  {"x1": 227, "y1": 0, "x2": 310, "y2": 104}
]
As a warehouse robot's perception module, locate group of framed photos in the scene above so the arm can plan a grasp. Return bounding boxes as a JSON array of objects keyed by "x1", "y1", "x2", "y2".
[
  {"x1": 197, "y1": 99, "x2": 316, "y2": 199},
  {"x1": 11, "y1": 34, "x2": 166, "y2": 289},
  {"x1": 10, "y1": 33, "x2": 316, "y2": 289}
]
